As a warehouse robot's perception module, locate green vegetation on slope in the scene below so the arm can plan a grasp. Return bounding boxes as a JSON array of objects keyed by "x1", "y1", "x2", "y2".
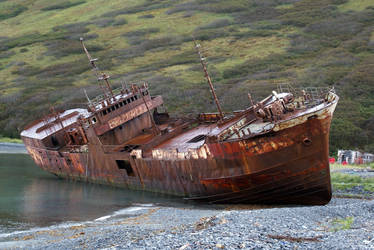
[
  {"x1": 0, "y1": 0, "x2": 373, "y2": 154},
  {"x1": 0, "y1": 136, "x2": 23, "y2": 144},
  {"x1": 331, "y1": 172, "x2": 374, "y2": 192}
]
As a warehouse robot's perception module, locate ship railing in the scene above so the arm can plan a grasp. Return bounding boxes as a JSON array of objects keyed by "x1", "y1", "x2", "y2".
[
  {"x1": 89, "y1": 94, "x2": 106, "y2": 106},
  {"x1": 88, "y1": 82, "x2": 149, "y2": 109},
  {"x1": 89, "y1": 87, "x2": 123, "y2": 104},
  {"x1": 277, "y1": 84, "x2": 333, "y2": 106},
  {"x1": 277, "y1": 84, "x2": 333, "y2": 99}
]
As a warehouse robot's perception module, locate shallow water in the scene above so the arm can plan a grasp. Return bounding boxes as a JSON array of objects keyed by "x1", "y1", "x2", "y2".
[
  {"x1": 0, "y1": 153, "x2": 184, "y2": 234},
  {"x1": 0, "y1": 143, "x2": 26, "y2": 154}
]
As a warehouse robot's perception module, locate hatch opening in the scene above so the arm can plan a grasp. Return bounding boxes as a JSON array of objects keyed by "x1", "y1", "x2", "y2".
[{"x1": 116, "y1": 160, "x2": 134, "y2": 176}]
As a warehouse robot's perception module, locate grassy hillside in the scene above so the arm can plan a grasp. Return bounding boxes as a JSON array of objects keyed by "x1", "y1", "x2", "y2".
[{"x1": 0, "y1": 0, "x2": 373, "y2": 154}]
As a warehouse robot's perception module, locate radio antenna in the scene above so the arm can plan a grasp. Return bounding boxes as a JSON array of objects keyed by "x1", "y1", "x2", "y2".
[
  {"x1": 193, "y1": 39, "x2": 224, "y2": 120},
  {"x1": 80, "y1": 37, "x2": 114, "y2": 98}
]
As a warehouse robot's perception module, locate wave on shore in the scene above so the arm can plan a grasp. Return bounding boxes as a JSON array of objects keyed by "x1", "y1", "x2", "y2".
[{"x1": 0, "y1": 204, "x2": 155, "y2": 240}]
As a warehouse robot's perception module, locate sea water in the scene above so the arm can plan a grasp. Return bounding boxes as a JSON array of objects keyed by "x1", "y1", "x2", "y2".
[{"x1": 0, "y1": 151, "x2": 182, "y2": 235}]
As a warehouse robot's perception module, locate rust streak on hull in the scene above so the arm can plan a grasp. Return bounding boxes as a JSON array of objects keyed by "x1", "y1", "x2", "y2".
[
  {"x1": 22, "y1": 97, "x2": 337, "y2": 205},
  {"x1": 20, "y1": 41, "x2": 339, "y2": 205}
]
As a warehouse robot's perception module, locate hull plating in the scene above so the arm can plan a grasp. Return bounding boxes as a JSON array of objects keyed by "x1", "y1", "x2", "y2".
[{"x1": 25, "y1": 107, "x2": 333, "y2": 205}]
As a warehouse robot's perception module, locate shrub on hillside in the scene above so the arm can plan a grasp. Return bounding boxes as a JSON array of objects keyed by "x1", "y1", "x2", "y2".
[
  {"x1": 123, "y1": 28, "x2": 160, "y2": 38},
  {"x1": 330, "y1": 118, "x2": 368, "y2": 153},
  {"x1": 41, "y1": 1, "x2": 85, "y2": 11},
  {"x1": 44, "y1": 40, "x2": 104, "y2": 58},
  {"x1": 280, "y1": 0, "x2": 336, "y2": 27},
  {"x1": 233, "y1": 29, "x2": 275, "y2": 39},
  {"x1": 0, "y1": 3, "x2": 27, "y2": 21},
  {"x1": 287, "y1": 34, "x2": 323, "y2": 55},
  {"x1": 91, "y1": 18, "x2": 121, "y2": 28},
  {"x1": 342, "y1": 29, "x2": 373, "y2": 53},
  {"x1": 234, "y1": 7, "x2": 280, "y2": 24},
  {"x1": 52, "y1": 22, "x2": 90, "y2": 35},
  {"x1": 0, "y1": 32, "x2": 65, "y2": 52},
  {"x1": 139, "y1": 14, "x2": 155, "y2": 19},
  {"x1": 166, "y1": 0, "x2": 252, "y2": 15},
  {"x1": 195, "y1": 19, "x2": 232, "y2": 30},
  {"x1": 101, "y1": 2, "x2": 171, "y2": 17},
  {"x1": 52, "y1": 21, "x2": 94, "y2": 40},
  {"x1": 113, "y1": 18, "x2": 128, "y2": 26},
  {"x1": 305, "y1": 16, "x2": 363, "y2": 41},
  {"x1": 222, "y1": 54, "x2": 291, "y2": 79},
  {"x1": 0, "y1": 51, "x2": 15, "y2": 59}
]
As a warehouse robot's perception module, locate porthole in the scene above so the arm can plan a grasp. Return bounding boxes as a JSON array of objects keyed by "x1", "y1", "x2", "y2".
[{"x1": 303, "y1": 137, "x2": 312, "y2": 146}]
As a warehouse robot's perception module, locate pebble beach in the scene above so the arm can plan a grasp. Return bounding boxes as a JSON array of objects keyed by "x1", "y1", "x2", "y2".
[
  {"x1": 0, "y1": 197, "x2": 373, "y2": 249},
  {"x1": 0, "y1": 144, "x2": 373, "y2": 249}
]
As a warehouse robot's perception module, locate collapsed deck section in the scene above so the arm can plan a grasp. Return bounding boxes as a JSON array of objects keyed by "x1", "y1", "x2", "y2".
[{"x1": 21, "y1": 108, "x2": 91, "y2": 150}]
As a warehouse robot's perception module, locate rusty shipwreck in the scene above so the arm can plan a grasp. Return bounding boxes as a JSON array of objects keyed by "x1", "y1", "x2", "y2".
[{"x1": 21, "y1": 39, "x2": 339, "y2": 205}]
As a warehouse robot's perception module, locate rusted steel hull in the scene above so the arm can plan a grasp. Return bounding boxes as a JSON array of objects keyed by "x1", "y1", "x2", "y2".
[
  {"x1": 24, "y1": 102, "x2": 334, "y2": 205},
  {"x1": 20, "y1": 41, "x2": 339, "y2": 205}
]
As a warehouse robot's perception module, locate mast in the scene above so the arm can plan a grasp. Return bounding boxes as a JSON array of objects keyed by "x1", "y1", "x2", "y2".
[
  {"x1": 140, "y1": 82, "x2": 160, "y2": 135},
  {"x1": 80, "y1": 37, "x2": 114, "y2": 97},
  {"x1": 84, "y1": 89, "x2": 92, "y2": 106},
  {"x1": 193, "y1": 40, "x2": 224, "y2": 120}
]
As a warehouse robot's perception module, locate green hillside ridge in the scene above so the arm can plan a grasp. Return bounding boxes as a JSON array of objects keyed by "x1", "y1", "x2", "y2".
[{"x1": 0, "y1": 0, "x2": 373, "y2": 154}]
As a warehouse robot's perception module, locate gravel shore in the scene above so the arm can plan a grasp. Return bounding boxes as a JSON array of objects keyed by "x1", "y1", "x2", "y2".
[
  {"x1": 1, "y1": 155, "x2": 373, "y2": 249},
  {"x1": 0, "y1": 197, "x2": 373, "y2": 249}
]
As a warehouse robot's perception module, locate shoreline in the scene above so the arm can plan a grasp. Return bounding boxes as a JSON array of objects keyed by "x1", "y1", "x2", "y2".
[
  {"x1": 0, "y1": 137, "x2": 23, "y2": 144},
  {"x1": 0, "y1": 197, "x2": 373, "y2": 249},
  {"x1": 0, "y1": 152, "x2": 372, "y2": 249},
  {"x1": 0, "y1": 142, "x2": 27, "y2": 154}
]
